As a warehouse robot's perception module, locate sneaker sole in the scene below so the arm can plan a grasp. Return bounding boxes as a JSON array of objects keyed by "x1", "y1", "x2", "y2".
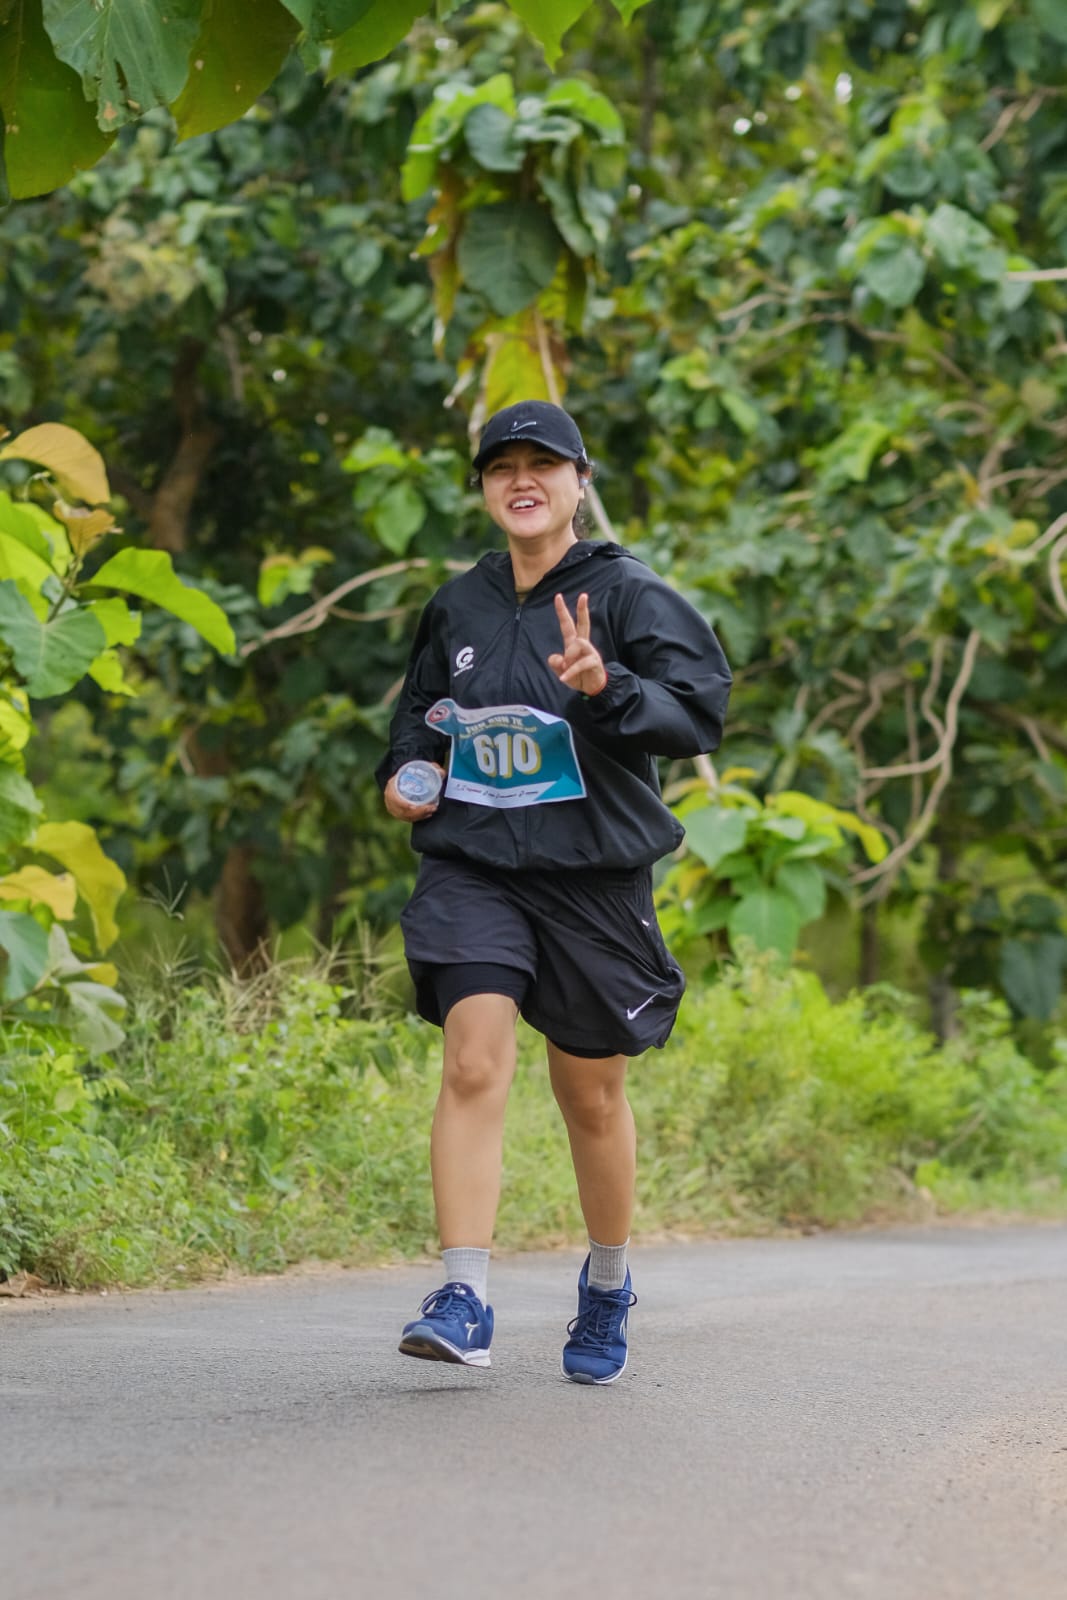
[
  {"x1": 399, "y1": 1331, "x2": 491, "y2": 1367},
  {"x1": 560, "y1": 1352, "x2": 627, "y2": 1385}
]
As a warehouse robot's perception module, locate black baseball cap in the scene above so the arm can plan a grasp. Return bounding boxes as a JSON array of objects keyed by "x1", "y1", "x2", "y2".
[{"x1": 472, "y1": 401, "x2": 586, "y2": 471}]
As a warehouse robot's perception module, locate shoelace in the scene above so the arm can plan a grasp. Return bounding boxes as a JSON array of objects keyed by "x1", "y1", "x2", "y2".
[
  {"x1": 567, "y1": 1285, "x2": 637, "y2": 1346},
  {"x1": 419, "y1": 1284, "x2": 479, "y2": 1322}
]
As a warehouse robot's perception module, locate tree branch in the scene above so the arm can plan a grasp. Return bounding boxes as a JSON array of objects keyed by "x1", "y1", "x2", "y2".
[
  {"x1": 149, "y1": 338, "x2": 220, "y2": 555},
  {"x1": 1051, "y1": 531, "x2": 1067, "y2": 619},
  {"x1": 853, "y1": 629, "x2": 983, "y2": 895},
  {"x1": 240, "y1": 558, "x2": 471, "y2": 657},
  {"x1": 1005, "y1": 267, "x2": 1067, "y2": 282}
]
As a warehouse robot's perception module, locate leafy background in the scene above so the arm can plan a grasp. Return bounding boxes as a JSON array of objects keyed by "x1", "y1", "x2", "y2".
[{"x1": 2, "y1": 0, "x2": 1067, "y2": 1282}]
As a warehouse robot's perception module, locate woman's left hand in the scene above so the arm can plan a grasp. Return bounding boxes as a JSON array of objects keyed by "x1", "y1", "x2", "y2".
[{"x1": 548, "y1": 592, "x2": 608, "y2": 697}]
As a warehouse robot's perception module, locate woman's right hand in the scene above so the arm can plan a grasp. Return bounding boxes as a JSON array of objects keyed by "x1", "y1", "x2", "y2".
[{"x1": 383, "y1": 764, "x2": 446, "y2": 822}]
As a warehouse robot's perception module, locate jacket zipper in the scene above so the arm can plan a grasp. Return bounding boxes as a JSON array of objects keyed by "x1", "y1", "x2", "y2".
[
  {"x1": 503, "y1": 602, "x2": 530, "y2": 853},
  {"x1": 503, "y1": 602, "x2": 523, "y2": 701}
]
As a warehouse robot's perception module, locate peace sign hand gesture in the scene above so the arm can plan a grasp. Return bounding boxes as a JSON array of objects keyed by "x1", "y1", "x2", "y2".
[{"x1": 548, "y1": 592, "x2": 608, "y2": 697}]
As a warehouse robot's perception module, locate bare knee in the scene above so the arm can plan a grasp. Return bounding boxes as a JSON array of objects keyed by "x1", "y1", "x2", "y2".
[
  {"x1": 555, "y1": 1078, "x2": 627, "y2": 1138},
  {"x1": 442, "y1": 1041, "x2": 512, "y2": 1103}
]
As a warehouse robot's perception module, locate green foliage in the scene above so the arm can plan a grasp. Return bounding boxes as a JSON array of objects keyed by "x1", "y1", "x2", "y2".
[
  {"x1": 658, "y1": 772, "x2": 887, "y2": 961},
  {"x1": 3, "y1": 954, "x2": 1064, "y2": 1285},
  {"x1": 406, "y1": 70, "x2": 625, "y2": 405},
  {"x1": 0, "y1": 423, "x2": 234, "y2": 1052},
  {"x1": 637, "y1": 960, "x2": 1067, "y2": 1230},
  {"x1": 0, "y1": 0, "x2": 638, "y2": 199},
  {"x1": 2, "y1": 0, "x2": 1066, "y2": 1031},
  {"x1": 341, "y1": 427, "x2": 469, "y2": 557},
  {"x1": 599, "y1": 0, "x2": 1067, "y2": 1022}
]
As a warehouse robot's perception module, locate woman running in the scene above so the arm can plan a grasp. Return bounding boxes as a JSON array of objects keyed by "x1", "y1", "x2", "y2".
[{"x1": 377, "y1": 400, "x2": 731, "y2": 1383}]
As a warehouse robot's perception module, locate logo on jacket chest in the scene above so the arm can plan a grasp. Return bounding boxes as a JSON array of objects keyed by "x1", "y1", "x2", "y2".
[{"x1": 454, "y1": 646, "x2": 475, "y2": 675}]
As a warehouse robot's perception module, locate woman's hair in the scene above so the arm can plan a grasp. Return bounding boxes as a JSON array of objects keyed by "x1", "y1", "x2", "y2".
[
  {"x1": 471, "y1": 453, "x2": 597, "y2": 538},
  {"x1": 572, "y1": 456, "x2": 594, "y2": 538}
]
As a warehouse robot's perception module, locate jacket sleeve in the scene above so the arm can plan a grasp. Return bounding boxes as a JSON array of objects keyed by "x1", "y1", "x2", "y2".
[
  {"x1": 568, "y1": 569, "x2": 731, "y2": 758},
  {"x1": 374, "y1": 596, "x2": 451, "y2": 790}
]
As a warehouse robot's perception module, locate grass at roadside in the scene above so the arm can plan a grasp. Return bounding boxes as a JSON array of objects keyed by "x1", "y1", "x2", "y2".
[{"x1": 2, "y1": 955, "x2": 1066, "y2": 1287}]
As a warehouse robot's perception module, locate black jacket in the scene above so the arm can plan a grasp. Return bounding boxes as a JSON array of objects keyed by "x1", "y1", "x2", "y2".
[{"x1": 376, "y1": 540, "x2": 731, "y2": 871}]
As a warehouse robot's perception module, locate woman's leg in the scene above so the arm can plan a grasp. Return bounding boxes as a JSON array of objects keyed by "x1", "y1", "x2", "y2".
[
  {"x1": 431, "y1": 992, "x2": 519, "y2": 1248},
  {"x1": 546, "y1": 1044, "x2": 635, "y2": 1245}
]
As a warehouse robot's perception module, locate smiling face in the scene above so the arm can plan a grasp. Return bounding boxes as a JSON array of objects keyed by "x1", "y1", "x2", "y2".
[{"x1": 480, "y1": 441, "x2": 586, "y2": 553}]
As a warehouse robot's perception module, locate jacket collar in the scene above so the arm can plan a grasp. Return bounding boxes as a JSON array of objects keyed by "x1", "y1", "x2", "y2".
[{"x1": 478, "y1": 539, "x2": 630, "y2": 596}]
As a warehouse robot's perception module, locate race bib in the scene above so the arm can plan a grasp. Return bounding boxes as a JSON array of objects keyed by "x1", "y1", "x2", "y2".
[{"x1": 425, "y1": 698, "x2": 586, "y2": 809}]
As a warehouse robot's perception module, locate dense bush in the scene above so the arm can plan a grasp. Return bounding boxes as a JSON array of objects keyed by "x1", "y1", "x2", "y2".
[{"x1": 2, "y1": 957, "x2": 1065, "y2": 1287}]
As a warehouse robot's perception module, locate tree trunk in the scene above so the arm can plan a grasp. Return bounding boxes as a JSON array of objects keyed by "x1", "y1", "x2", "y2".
[
  {"x1": 928, "y1": 831, "x2": 959, "y2": 1042},
  {"x1": 315, "y1": 822, "x2": 355, "y2": 947},
  {"x1": 215, "y1": 844, "x2": 271, "y2": 975},
  {"x1": 153, "y1": 340, "x2": 262, "y2": 964},
  {"x1": 149, "y1": 337, "x2": 221, "y2": 555},
  {"x1": 184, "y1": 729, "x2": 272, "y2": 974},
  {"x1": 859, "y1": 901, "x2": 880, "y2": 987},
  {"x1": 638, "y1": 23, "x2": 658, "y2": 165}
]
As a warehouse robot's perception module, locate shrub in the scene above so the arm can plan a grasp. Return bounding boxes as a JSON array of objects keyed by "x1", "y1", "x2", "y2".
[{"x1": 3, "y1": 954, "x2": 1065, "y2": 1288}]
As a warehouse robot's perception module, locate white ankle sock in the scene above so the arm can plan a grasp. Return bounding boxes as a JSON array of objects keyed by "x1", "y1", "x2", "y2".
[
  {"x1": 442, "y1": 1247, "x2": 490, "y2": 1305},
  {"x1": 588, "y1": 1238, "x2": 629, "y2": 1291}
]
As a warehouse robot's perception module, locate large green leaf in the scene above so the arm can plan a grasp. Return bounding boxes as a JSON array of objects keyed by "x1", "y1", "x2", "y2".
[
  {"x1": 35, "y1": 819, "x2": 126, "y2": 948},
  {"x1": 0, "y1": 496, "x2": 71, "y2": 572},
  {"x1": 926, "y1": 203, "x2": 1004, "y2": 280},
  {"x1": 55, "y1": 975, "x2": 127, "y2": 1051},
  {"x1": 540, "y1": 170, "x2": 595, "y2": 258},
  {"x1": 172, "y1": 0, "x2": 298, "y2": 142},
  {"x1": 457, "y1": 203, "x2": 562, "y2": 316},
  {"x1": 41, "y1": 0, "x2": 201, "y2": 130},
  {"x1": 89, "y1": 549, "x2": 236, "y2": 654},
  {"x1": 0, "y1": 690, "x2": 32, "y2": 760},
  {"x1": 0, "y1": 579, "x2": 107, "y2": 697},
  {"x1": 1032, "y1": 0, "x2": 1067, "y2": 45},
  {"x1": 42, "y1": 923, "x2": 127, "y2": 1053},
  {"x1": 818, "y1": 419, "x2": 892, "y2": 488},
  {"x1": 327, "y1": 0, "x2": 425, "y2": 76},
  {"x1": 728, "y1": 888, "x2": 801, "y2": 958},
  {"x1": 506, "y1": 0, "x2": 590, "y2": 65},
  {"x1": 0, "y1": 907, "x2": 49, "y2": 1001},
  {"x1": 683, "y1": 806, "x2": 749, "y2": 871},
  {"x1": 0, "y1": 528, "x2": 55, "y2": 592},
  {"x1": 859, "y1": 234, "x2": 926, "y2": 308},
  {"x1": 371, "y1": 481, "x2": 425, "y2": 555},
  {"x1": 342, "y1": 428, "x2": 409, "y2": 473},
  {"x1": 277, "y1": 0, "x2": 376, "y2": 37},
  {"x1": 464, "y1": 104, "x2": 524, "y2": 173},
  {"x1": 774, "y1": 859, "x2": 827, "y2": 925},
  {"x1": 0, "y1": 0, "x2": 113, "y2": 197},
  {"x1": 0, "y1": 761, "x2": 42, "y2": 845},
  {"x1": 401, "y1": 75, "x2": 516, "y2": 201},
  {"x1": 86, "y1": 596, "x2": 140, "y2": 646},
  {"x1": 999, "y1": 935, "x2": 1066, "y2": 1021},
  {"x1": 543, "y1": 79, "x2": 625, "y2": 142},
  {"x1": 772, "y1": 793, "x2": 887, "y2": 864},
  {"x1": 0, "y1": 491, "x2": 52, "y2": 562}
]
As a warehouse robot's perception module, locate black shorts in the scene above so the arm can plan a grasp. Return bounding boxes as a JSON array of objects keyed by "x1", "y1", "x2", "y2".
[{"x1": 400, "y1": 855, "x2": 686, "y2": 1057}]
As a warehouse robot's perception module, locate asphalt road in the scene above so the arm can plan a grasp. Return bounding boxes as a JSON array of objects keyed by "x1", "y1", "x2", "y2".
[{"x1": 3, "y1": 1225, "x2": 1066, "y2": 1600}]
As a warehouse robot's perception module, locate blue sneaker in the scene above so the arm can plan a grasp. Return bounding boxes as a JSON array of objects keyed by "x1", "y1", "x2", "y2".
[
  {"x1": 561, "y1": 1256, "x2": 637, "y2": 1385},
  {"x1": 399, "y1": 1281, "x2": 494, "y2": 1367}
]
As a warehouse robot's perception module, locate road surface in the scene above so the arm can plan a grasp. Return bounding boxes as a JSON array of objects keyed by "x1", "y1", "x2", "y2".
[{"x1": 3, "y1": 1225, "x2": 1066, "y2": 1599}]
